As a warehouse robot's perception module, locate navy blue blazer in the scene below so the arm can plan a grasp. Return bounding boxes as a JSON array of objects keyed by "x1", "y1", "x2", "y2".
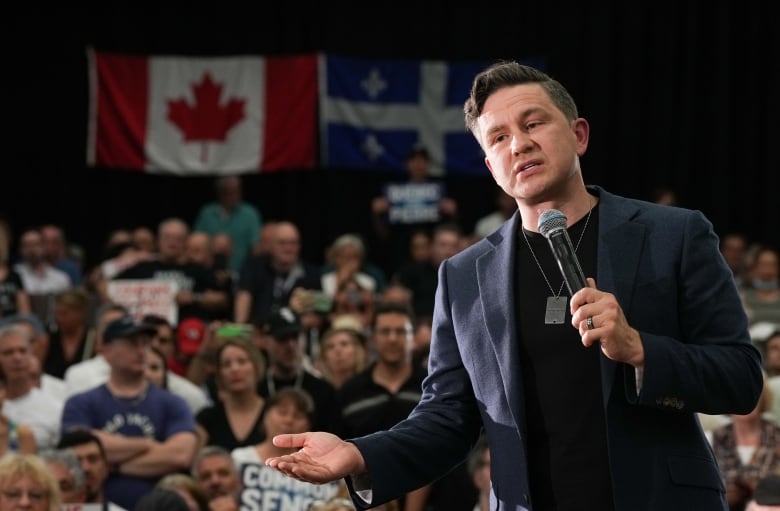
[{"x1": 351, "y1": 186, "x2": 762, "y2": 511}]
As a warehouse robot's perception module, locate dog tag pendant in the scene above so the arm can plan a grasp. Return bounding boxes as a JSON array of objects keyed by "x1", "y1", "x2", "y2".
[{"x1": 545, "y1": 296, "x2": 567, "y2": 324}]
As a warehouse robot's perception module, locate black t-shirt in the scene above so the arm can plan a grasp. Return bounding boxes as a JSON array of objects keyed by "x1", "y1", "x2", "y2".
[{"x1": 515, "y1": 201, "x2": 614, "y2": 511}]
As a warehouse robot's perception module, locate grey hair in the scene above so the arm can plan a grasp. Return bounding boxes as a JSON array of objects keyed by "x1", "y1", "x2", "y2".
[
  {"x1": 0, "y1": 324, "x2": 32, "y2": 345},
  {"x1": 39, "y1": 448, "x2": 86, "y2": 490},
  {"x1": 190, "y1": 445, "x2": 236, "y2": 479}
]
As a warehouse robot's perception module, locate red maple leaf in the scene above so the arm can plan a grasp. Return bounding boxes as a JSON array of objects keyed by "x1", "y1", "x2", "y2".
[{"x1": 167, "y1": 72, "x2": 246, "y2": 163}]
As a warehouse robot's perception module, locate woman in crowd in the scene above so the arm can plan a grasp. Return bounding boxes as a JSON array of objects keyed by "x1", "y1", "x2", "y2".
[
  {"x1": 316, "y1": 325, "x2": 366, "y2": 390},
  {"x1": 0, "y1": 453, "x2": 60, "y2": 511},
  {"x1": 231, "y1": 387, "x2": 345, "y2": 510},
  {"x1": 195, "y1": 336, "x2": 266, "y2": 451},
  {"x1": 43, "y1": 287, "x2": 91, "y2": 379},
  {"x1": 713, "y1": 378, "x2": 780, "y2": 510},
  {"x1": 145, "y1": 345, "x2": 169, "y2": 389}
]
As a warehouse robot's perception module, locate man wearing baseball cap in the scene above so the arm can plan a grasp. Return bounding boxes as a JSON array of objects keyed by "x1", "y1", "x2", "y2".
[{"x1": 60, "y1": 314, "x2": 197, "y2": 510}]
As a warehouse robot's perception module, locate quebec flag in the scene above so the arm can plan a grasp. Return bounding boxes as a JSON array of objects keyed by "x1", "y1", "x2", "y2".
[{"x1": 320, "y1": 55, "x2": 497, "y2": 176}]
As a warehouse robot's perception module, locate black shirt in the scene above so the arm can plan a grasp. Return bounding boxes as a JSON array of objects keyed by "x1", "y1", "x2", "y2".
[{"x1": 515, "y1": 201, "x2": 614, "y2": 511}]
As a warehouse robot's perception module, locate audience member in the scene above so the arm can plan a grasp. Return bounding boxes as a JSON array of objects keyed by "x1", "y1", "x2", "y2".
[
  {"x1": 39, "y1": 447, "x2": 87, "y2": 504},
  {"x1": 57, "y1": 428, "x2": 126, "y2": 510},
  {"x1": 0, "y1": 324, "x2": 62, "y2": 450},
  {"x1": 316, "y1": 325, "x2": 367, "y2": 390},
  {"x1": 131, "y1": 226, "x2": 157, "y2": 255},
  {"x1": 13, "y1": 228, "x2": 72, "y2": 296},
  {"x1": 234, "y1": 221, "x2": 321, "y2": 326},
  {"x1": 113, "y1": 217, "x2": 229, "y2": 323},
  {"x1": 369, "y1": 144, "x2": 458, "y2": 278},
  {"x1": 40, "y1": 224, "x2": 84, "y2": 287},
  {"x1": 0, "y1": 365, "x2": 35, "y2": 456},
  {"x1": 43, "y1": 287, "x2": 91, "y2": 379},
  {"x1": 230, "y1": 387, "x2": 345, "y2": 510},
  {"x1": 467, "y1": 435, "x2": 491, "y2": 511},
  {"x1": 145, "y1": 345, "x2": 168, "y2": 388},
  {"x1": 60, "y1": 314, "x2": 197, "y2": 510},
  {"x1": 472, "y1": 188, "x2": 517, "y2": 239},
  {"x1": 142, "y1": 314, "x2": 210, "y2": 414},
  {"x1": 742, "y1": 246, "x2": 780, "y2": 328},
  {"x1": 259, "y1": 308, "x2": 337, "y2": 433},
  {"x1": 722, "y1": 232, "x2": 751, "y2": 289},
  {"x1": 157, "y1": 473, "x2": 210, "y2": 511},
  {"x1": 195, "y1": 336, "x2": 266, "y2": 452},
  {"x1": 713, "y1": 379, "x2": 780, "y2": 510},
  {"x1": 764, "y1": 331, "x2": 780, "y2": 423},
  {"x1": 184, "y1": 231, "x2": 235, "y2": 321},
  {"x1": 63, "y1": 302, "x2": 128, "y2": 396},
  {"x1": 0, "y1": 453, "x2": 61, "y2": 510},
  {"x1": 320, "y1": 233, "x2": 384, "y2": 299},
  {"x1": 26, "y1": 353, "x2": 67, "y2": 403},
  {"x1": 190, "y1": 445, "x2": 242, "y2": 511},
  {"x1": 334, "y1": 302, "x2": 427, "y2": 509},
  {"x1": 394, "y1": 222, "x2": 463, "y2": 317},
  {"x1": 194, "y1": 175, "x2": 262, "y2": 273}
]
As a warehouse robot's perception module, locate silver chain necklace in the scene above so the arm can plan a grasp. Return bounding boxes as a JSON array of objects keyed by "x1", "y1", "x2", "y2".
[{"x1": 521, "y1": 197, "x2": 593, "y2": 324}]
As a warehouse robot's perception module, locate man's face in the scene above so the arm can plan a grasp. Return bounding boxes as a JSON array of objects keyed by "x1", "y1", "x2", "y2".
[
  {"x1": 47, "y1": 461, "x2": 86, "y2": 504},
  {"x1": 268, "y1": 333, "x2": 303, "y2": 373},
  {"x1": 479, "y1": 83, "x2": 589, "y2": 206},
  {"x1": 0, "y1": 332, "x2": 31, "y2": 382},
  {"x1": 104, "y1": 334, "x2": 151, "y2": 377},
  {"x1": 195, "y1": 454, "x2": 241, "y2": 499},
  {"x1": 18, "y1": 231, "x2": 44, "y2": 264},
  {"x1": 70, "y1": 441, "x2": 108, "y2": 501},
  {"x1": 372, "y1": 312, "x2": 413, "y2": 366}
]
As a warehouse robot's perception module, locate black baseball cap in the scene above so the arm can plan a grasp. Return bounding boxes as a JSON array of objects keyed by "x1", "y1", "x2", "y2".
[
  {"x1": 103, "y1": 315, "x2": 157, "y2": 343},
  {"x1": 268, "y1": 308, "x2": 302, "y2": 339}
]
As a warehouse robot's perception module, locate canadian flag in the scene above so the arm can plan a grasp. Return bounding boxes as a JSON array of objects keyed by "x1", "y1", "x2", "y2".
[{"x1": 86, "y1": 49, "x2": 317, "y2": 174}]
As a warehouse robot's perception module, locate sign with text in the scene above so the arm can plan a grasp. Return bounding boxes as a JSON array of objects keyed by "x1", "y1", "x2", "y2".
[
  {"x1": 107, "y1": 279, "x2": 178, "y2": 325},
  {"x1": 385, "y1": 181, "x2": 443, "y2": 224},
  {"x1": 238, "y1": 462, "x2": 341, "y2": 511}
]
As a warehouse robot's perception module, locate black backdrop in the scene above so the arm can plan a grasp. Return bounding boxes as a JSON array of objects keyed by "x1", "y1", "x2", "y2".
[{"x1": 7, "y1": 5, "x2": 780, "y2": 270}]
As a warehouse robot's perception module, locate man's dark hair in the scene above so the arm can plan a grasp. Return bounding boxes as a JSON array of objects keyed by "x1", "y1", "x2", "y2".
[
  {"x1": 57, "y1": 428, "x2": 108, "y2": 461},
  {"x1": 371, "y1": 301, "x2": 415, "y2": 330},
  {"x1": 463, "y1": 61, "x2": 578, "y2": 141}
]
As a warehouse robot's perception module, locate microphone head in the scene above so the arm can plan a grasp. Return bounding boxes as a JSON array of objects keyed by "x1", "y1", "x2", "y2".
[{"x1": 538, "y1": 209, "x2": 568, "y2": 239}]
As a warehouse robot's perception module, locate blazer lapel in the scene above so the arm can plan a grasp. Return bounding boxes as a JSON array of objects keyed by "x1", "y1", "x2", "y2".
[{"x1": 478, "y1": 212, "x2": 525, "y2": 430}]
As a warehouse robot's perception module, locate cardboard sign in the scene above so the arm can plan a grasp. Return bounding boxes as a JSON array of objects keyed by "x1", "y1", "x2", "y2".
[{"x1": 107, "y1": 279, "x2": 178, "y2": 325}]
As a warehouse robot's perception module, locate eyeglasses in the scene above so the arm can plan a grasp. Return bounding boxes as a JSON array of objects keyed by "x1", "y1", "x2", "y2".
[{"x1": 1, "y1": 489, "x2": 47, "y2": 502}]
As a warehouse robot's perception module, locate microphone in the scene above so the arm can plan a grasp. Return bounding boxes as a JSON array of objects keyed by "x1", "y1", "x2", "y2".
[{"x1": 538, "y1": 209, "x2": 588, "y2": 295}]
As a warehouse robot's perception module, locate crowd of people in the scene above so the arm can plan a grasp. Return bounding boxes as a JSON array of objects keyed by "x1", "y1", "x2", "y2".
[
  {"x1": 0, "y1": 64, "x2": 779, "y2": 510},
  {"x1": 0, "y1": 166, "x2": 491, "y2": 510}
]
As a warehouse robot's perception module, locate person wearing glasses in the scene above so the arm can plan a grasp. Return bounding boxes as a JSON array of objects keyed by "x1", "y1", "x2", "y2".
[{"x1": 0, "y1": 453, "x2": 60, "y2": 511}]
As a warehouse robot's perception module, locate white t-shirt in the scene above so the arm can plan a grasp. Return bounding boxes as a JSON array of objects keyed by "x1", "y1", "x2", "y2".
[{"x1": 3, "y1": 387, "x2": 63, "y2": 449}]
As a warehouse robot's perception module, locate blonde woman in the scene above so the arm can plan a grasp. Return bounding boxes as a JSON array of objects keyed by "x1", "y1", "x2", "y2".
[
  {"x1": 316, "y1": 325, "x2": 366, "y2": 390},
  {"x1": 194, "y1": 336, "x2": 266, "y2": 451},
  {"x1": 0, "y1": 453, "x2": 60, "y2": 511}
]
